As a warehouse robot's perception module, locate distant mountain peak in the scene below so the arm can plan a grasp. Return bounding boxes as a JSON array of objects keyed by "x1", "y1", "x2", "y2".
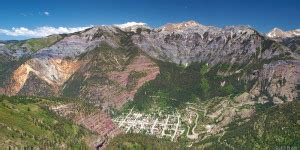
[
  {"x1": 160, "y1": 20, "x2": 203, "y2": 31},
  {"x1": 273, "y1": 27, "x2": 283, "y2": 31},
  {"x1": 267, "y1": 27, "x2": 300, "y2": 38},
  {"x1": 267, "y1": 27, "x2": 285, "y2": 38}
]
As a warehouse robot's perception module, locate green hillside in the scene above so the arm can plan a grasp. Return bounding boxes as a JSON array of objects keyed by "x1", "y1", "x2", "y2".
[
  {"x1": 0, "y1": 95, "x2": 96, "y2": 149},
  {"x1": 106, "y1": 133, "x2": 190, "y2": 150},
  {"x1": 124, "y1": 49, "x2": 293, "y2": 112},
  {"x1": 195, "y1": 100, "x2": 300, "y2": 149},
  {"x1": 5, "y1": 34, "x2": 64, "y2": 52}
]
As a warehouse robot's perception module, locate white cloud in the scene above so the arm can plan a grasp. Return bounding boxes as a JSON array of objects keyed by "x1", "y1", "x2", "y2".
[
  {"x1": 0, "y1": 26, "x2": 92, "y2": 37},
  {"x1": 114, "y1": 22, "x2": 147, "y2": 29},
  {"x1": 44, "y1": 11, "x2": 50, "y2": 16}
]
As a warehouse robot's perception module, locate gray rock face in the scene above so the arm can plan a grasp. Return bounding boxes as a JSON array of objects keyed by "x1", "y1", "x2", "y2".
[
  {"x1": 0, "y1": 45, "x2": 10, "y2": 57},
  {"x1": 249, "y1": 60, "x2": 300, "y2": 102},
  {"x1": 34, "y1": 26, "x2": 120, "y2": 59},
  {"x1": 0, "y1": 45, "x2": 31, "y2": 59},
  {"x1": 132, "y1": 21, "x2": 288, "y2": 65},
  {"x1": 280, "y1": 36, "x2": 300, "y2": 54}
]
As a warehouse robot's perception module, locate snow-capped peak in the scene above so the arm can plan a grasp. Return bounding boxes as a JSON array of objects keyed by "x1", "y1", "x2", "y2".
[
  {"x1": 267, "y1": 28, "x2": 285, "y2": 38},
  {"x1": 267, "y1": 27, "x2": 300, "y2": 38}
]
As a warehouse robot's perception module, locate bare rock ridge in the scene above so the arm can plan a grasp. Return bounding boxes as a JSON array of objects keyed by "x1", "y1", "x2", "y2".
[
  {"x1": 133, "y1": 21, "x2": 291, "y2": 65},
  {"x1": 159, "y1": 20, "x2": 202, "y2": 31}
]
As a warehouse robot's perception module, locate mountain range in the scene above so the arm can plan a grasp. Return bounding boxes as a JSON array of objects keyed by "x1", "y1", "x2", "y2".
[{"x1": 0, "y1": 21, "x2": 299, "y2": 149}]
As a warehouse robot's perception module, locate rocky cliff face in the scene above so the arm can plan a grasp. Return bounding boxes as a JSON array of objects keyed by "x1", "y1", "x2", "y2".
[
  {"x1": 249, "y1": 60, "x2": 300, "y2": 103},
  {"x1": 280, "y1": 36, "x2": 300, "y2": 54},
  {"x1": 132, "y1": 21, "x2": 289, "y2": 65}
]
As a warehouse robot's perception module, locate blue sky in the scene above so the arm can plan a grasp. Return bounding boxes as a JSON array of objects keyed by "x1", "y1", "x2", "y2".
[{"x1": 0, "y1": 0, "x2": 299, "y2": 40}]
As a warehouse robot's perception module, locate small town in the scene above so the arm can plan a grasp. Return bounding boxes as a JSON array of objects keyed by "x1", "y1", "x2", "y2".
[
  {"x1": 112, "y1": 103, "x2": 215, "y2": 142},
  {"x1": 113, "y1": 108, "x2": 185, "y2": 141}
]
